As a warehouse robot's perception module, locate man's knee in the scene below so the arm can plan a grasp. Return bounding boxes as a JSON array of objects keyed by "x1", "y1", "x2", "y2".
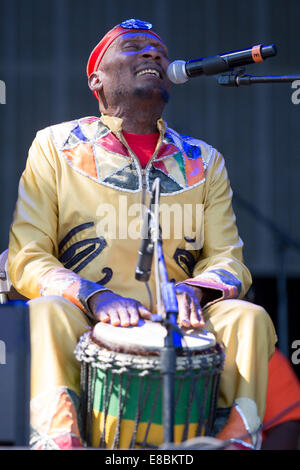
[
  {"x1": 236, "y1": 300, "x2": 273, "y2": 330},
  {"x1": 28, "y1": 295, "x2": 90, "y2": 331},
  {"x1": 207, "y1": 298, "x2": 268, "y2": 320},
  {"x1": 206, "y1": 298, "x2": 276, "y2": 341},
  {"x1": 28, "y1": 294, "x2": 77, "y2": 309},
  {"x1": 218, "y1": 299, "x2": 277, "y2": 354},
  {"x1": 232, "y1": 299, "x2": 268, "y2": 321}
]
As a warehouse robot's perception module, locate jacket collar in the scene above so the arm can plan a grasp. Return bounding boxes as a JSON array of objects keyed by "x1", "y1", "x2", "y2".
[{"x1": 100, "y1": 114, "x2": 167, "y2": 137}]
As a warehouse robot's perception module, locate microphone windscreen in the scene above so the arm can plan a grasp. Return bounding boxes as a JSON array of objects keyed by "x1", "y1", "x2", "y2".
[{"x1": 167, "y1": 60, "x2": 188, "y2": 84}]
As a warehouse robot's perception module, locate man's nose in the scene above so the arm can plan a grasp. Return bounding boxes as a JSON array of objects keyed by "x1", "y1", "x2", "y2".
[{"x1": 141, "y1": 45, "x2": 162, "y2": 60}]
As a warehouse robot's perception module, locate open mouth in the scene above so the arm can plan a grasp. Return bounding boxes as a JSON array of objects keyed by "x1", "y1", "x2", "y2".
[{"x1": 136, "y1": 68, "x2": 162, "y2": 79}]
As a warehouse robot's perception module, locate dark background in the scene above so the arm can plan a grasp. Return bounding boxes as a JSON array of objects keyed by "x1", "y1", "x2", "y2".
[{"x1": 0, "y1": 0, "x2": 299, "y2": 374}]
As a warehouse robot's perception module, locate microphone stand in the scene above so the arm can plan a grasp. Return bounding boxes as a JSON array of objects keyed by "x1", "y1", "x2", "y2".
[
  {"x1": 218, "y1": 67, "x2": 300, "y2": 86},
  {"x1": 151, "y1": 178, "x2": 183, "y2": 445},
  {"x1": 135, "y1": 177, "x2": 182, "y2": 445}
]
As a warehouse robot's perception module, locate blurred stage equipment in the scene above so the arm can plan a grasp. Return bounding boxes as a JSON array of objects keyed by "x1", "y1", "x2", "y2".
[{"x1": 0, "y1": 250, "x2": 30, "y2": 447}]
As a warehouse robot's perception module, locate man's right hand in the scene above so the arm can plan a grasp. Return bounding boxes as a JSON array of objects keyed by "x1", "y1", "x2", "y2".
[{"x1": 88, "y1": 291, "x2": 152, "y2": 327}]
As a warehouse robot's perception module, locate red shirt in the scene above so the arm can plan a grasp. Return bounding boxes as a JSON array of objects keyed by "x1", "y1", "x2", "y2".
[{"x1": 122, "y1": 131, "x2": 160, "y2": 168}]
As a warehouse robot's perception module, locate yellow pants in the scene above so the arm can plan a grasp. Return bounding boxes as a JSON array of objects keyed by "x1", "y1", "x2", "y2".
[{"x1": 28, "y1": 295, "x2": 276, "y2": 449}]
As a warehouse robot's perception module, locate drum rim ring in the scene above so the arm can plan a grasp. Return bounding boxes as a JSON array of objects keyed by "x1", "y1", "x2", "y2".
[{"x1": 75, "y1": 331, "x2": 225, "y2": 373}]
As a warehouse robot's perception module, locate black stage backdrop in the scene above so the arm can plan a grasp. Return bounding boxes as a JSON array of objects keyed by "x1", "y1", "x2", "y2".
[{"x1": 0, "y1": 0, "x2": 299, "y2": 374}]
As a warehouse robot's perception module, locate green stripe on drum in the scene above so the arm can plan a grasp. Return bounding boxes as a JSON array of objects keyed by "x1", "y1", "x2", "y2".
[{"x1": 92, "y1": 366, "x2": 214, "y2": 425}]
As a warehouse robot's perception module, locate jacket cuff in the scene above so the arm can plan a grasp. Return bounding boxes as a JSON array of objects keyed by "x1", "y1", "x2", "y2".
[
  {"x1": 178, "y1": 269, "x2": 242, "y2": 306},
  {"x1": 39, "y1": 267, "x2": 109, "y2": 317}
]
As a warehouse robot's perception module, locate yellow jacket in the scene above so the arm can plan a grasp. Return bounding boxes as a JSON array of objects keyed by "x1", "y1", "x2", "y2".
[{"x1": 8, "y1": 115, "x2": 252, "y2": 315}]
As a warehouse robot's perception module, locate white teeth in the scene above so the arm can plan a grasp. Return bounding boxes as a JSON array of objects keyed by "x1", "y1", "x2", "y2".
[{"x1": 137, "y1": 68, "x2": 160, "y2": 78}]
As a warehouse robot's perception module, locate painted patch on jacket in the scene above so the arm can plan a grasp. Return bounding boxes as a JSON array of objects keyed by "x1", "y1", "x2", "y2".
[
  {"x1": 30, "y1": 387, "x2": 83, "y2": 450},
  {"x1": 62, "y1": 144, "x2": 98, "y2": 179},
  {"x1": 185, "y1": 269, "x2": 242, "y2": 300},
  {"x1": 39, "y1": 267, "x2": 108, "y2": 314},
  {"x1": 51, "y1": 117, "x2": 208, "y2": 194},
  {"x1": 149, "y1": 130, "x2": 206, "y2": 193},
  {"x1": 209, "y1": 269, "x2": 242, "y2": 297},
  {"x1": 157, "y1": 141, "x2": 180, "y2": 159},
  {"x1": 152, "y1": 153, "x2": 186, "y2": 189},
  {"x1": 95, "y1": 132, "x2": 129, "y2": 157}
]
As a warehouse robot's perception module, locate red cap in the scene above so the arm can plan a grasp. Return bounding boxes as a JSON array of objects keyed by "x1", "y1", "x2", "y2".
[{"x1": 87, "y1": 19, "x2": 163, "y2": 100}]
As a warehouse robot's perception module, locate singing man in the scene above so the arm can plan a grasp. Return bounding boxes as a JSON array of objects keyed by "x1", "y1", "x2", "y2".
[{"x1": 8, "y1": 19, "x2": 276, "y2": 450}]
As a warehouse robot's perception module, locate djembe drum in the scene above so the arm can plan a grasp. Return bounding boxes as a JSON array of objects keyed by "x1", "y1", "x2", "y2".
[{"x1": 75, "y1": 320, "x2": 224, "y2": 449}]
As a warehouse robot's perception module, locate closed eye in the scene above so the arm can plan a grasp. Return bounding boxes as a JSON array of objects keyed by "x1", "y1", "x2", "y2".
[
  {"x1": 122, "y1": 42, "x2": 168, "y2": 59},
  {"x1": 122, "y1": 43, "x2": 140, "y2": 51}
]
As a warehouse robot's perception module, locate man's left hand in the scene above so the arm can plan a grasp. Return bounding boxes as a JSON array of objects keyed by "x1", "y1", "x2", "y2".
[{"x1": 175, "y1": 284, "x2": 205, "y2": 328}]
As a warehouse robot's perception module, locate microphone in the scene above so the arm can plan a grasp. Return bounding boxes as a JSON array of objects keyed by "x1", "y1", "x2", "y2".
[
  {"x1": 167, "y1": 44, "x2": 277, "y2": 84},
  {"x1": 135, "y1": 184, "x2": 157, "y2": 282}
]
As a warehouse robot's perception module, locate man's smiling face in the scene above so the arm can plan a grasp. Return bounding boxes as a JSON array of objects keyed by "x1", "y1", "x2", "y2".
[{"x1": 95, "y1": 31, "x2": 171, "y2": 107}]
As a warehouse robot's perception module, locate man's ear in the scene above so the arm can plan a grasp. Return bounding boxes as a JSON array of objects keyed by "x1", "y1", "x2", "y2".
[{"x1": 88, "y1": 71, "x2": 103, "y2": 93}]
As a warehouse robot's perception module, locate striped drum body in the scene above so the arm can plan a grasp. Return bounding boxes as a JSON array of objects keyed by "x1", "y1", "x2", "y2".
[{"x1": 75, "y1": 321, "x2": 224, "y2": 449}]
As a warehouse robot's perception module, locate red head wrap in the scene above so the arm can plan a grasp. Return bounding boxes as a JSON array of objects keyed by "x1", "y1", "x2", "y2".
[{"x1": 86, "y1": 19, "x2": 163, "y2": 100}]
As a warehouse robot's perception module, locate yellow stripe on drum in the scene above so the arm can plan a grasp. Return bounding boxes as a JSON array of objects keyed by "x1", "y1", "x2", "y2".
[{"x1": 91, "y1": 410, "x2": 205, "y2": 448}]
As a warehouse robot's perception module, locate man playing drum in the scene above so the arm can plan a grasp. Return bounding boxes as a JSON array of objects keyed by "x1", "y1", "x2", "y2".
[{"x1": 8, "y1": 19, "x2": 277, "y2": 450}]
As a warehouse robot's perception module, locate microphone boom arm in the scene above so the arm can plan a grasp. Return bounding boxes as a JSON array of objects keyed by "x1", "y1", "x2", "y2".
[{"x1": 218, "y1": 68, "x2": 300, "y2": 86}]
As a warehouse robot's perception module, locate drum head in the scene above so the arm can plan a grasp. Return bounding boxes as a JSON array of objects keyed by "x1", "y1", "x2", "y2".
[{"x1": 91, "y1": 320, "x2": 216, "y2": 356}]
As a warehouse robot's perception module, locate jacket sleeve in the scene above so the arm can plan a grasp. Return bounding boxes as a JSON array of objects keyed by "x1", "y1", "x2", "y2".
[
  {"x1": 8, "y1": 130, "x2": 108, "y2": 316},
  {"x1": 180, "y1": 149, "x2": 252, "y2": 305}
]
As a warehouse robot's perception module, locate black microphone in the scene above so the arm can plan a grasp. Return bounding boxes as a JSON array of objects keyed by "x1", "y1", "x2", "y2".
[
  {"x1": 167, "y1": 44, "x2": 277, "y2": 84},
  {"x1": 135, "y1": 184, "x2": 157, "y2": 282}
]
